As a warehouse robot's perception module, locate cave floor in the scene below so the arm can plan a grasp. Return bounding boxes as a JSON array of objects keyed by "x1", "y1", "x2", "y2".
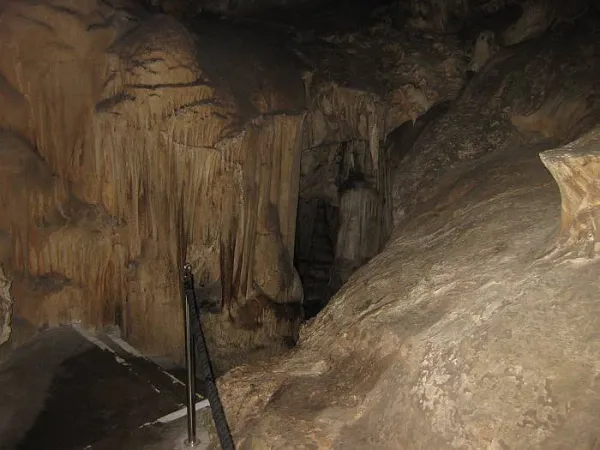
[{"x1": 0, "y1": 326, "x2": 210, "y2": 450}]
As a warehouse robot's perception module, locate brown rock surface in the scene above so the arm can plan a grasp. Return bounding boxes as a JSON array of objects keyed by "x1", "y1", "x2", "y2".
[
  {"x1": 0, "y1": 0, "x2": 309, "y2": 363},
  {"x1": 392, "y1": 24, "x2": 600, "y2": 225},
  {"x1": 2, "y1": 0, "x2": 600, "y2": 448},
  {"x1": 215, "y1": 22, "x2": 600, "y2": 449},
  {"x1": 0, "y1": 0, "x2": 467, "y2": 368},
  {"x1": 540, "y1": 130, "x2": 600, "y2": 256},
  {"x1": 218, "y1": 133, "x2": 600, "y2": 450},
  {"x1": 0, "y1": 265, "x2": 11, "y2": 347}
]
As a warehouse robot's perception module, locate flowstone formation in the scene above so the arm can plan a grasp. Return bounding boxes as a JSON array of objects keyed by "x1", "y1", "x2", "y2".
[
  {"x1": 214, "y1": 16, "x2": 600, "y2": 450},
  {"x1": 0, "y1": 0, "x2": 308, "y2": 364},
  {"x1": 2, "y1": 0, "x2": 600, "y2": 447},
  {"x1": 540, "y1": 130, "x2": 600, "y2": 257},
  {"x1": 0, "y1": 0, "x2": 466, "y2": 368},
  {"x1": 291, "y1": 18, "x2": 466, "y2": 315}
]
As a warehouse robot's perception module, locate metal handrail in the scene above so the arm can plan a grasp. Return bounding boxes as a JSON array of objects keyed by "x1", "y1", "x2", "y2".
[
  {"x1": 182, "y1": 263, "x2": 235, "y2": 450},
  {"x1": 183, "y1": 263, "x2": 199, "y2": 447}
]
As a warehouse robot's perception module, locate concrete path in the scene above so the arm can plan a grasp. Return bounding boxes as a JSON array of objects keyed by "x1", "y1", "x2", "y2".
[{"x1": 0, "y1": 326, "x2": 211, "y2": 450}]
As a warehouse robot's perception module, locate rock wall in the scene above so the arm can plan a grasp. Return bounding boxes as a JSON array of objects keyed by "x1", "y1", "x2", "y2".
[
  {"x1": 0, "y1": 265, "x2": 12, "y2": 347},
  {"x1": 408, "y1": 0, "x2": 595, "y2": 40},
  {"x1": 392, "y1": 24, "x2": 600, "y2": 224},
  {"x1": 293, "y1": 22, "x2": 466, "y2": 313},
  {"x1": 215, "y1": 18, "x2": 600, "y2": 449},
  {"x1": 0, "y1": 0, "x2": 308, "y2": 362},
  {"x1": 0, "y1": 0, "x2": 467, "y2": 367},
  {"x1": 148, "y1": 0, "x2": 323, "y2": 16}
]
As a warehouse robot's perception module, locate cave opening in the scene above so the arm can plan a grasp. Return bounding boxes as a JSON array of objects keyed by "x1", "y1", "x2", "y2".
[
  {"x1": 295, "y1": 197, "x2": 339, "y2": 318},
  {"x1": 295, "y1": 136, "x2": 398, "y2": 319}
]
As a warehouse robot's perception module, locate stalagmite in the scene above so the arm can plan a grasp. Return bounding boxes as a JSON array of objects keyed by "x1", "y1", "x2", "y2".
[
  {"x1": 333, "y1": 176, "x2": 381, "y2": 286},
  {"x1": 467, "y1": 30, "x2": 499, "y2": 74}
]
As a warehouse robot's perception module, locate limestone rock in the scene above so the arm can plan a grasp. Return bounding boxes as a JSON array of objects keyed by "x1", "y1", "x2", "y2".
[
  {"x1": 511, "y1": 87, "x2": 597, "y2": 144},
  {"x1": 0, "y1": 0, "x2": 308, "y2": 365},
  {"x1": 149, "y1": 0, "x2": 320, "y2": 16},
  {"x1": 216, "y1": 23, "x2": 600, "y2": 450},
  {"x1": 295, "y1": 22, "x2": 466, "y2": 310},
  {"x1": 217, "y1": 125, "x2": 600, "y2": 450},
  {"x1": 0, "y1": 265, "x2": 12, "y2": 347},
  {"x1": 392, "y1": 25, "x2": 600, "y2": 226},
  {"x1": 501, "y1": 0, "x2": 591, "y2": 46},
  {"x1": 467, "y1": 30, "x2": 499, "y2": 73},
  {"x1": 408, "y1": 0, "x2": 469, "y2": 32},
  {"x1": 540, "y1": 128, "x2": 600, "y2": 256}
]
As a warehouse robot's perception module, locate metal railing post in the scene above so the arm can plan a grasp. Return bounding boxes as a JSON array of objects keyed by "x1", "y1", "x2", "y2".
[
  {"x1": 183, "y1": 263, "x2": 199, "y2": 448},
  {"x1": 182, "y1": 261, "x2": 235, "y2": 450}
]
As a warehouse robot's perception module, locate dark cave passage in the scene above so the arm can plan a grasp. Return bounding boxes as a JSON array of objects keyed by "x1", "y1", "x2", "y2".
[
  {"x1": 293, "y1": 99, "x2": 450, "y2": 319},
  {"x1": 295, "y1": 197, "x2": 339, "y2": 319}
]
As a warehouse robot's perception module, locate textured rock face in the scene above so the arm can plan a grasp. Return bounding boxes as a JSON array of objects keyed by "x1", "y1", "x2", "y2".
[
  {"x1": 0, "y1": 0, "x2": 308, "y2": 363},
  {"x1": 0, "y1": 266, "x2": 12, "y2": 347},
  {"x1": 215, "y1": 22, "x2": 600, "y2": 449},
  {"x1": 148, "y1": 0, "x2": 321, "y2": 16},
  {"x1": 540, "y1": 131, "x2": 600, "y2": 256},
  {"x1": 294, "y1": 22, "x2": 466, "y2": 314},
  {"x1": 0, "y1": 0, "x2": 466, "y2": 367},
  {"x1": 3, "y1": 0, "x2": 600, "y2": 448},
  {"x1": 218, "y1": 139, "x2": 600, "y2": 449},
  {"x1": 218, "y1": 143, "x2": 600, "y2": 449},
  {"x1": 501, "y1": 0, "x2": 592, "y2": 46},
  {"x1": 392, "y1": 25, "x2": 600, "y2": 224}
]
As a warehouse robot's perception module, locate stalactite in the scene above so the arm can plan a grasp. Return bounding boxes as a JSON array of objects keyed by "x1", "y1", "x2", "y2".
[
  {"x1": 0, "y1": 0, "x2": 310, "y2": 360},
  {"x1": 1, "y1": 0, "x2": 461, "y2": 362}
]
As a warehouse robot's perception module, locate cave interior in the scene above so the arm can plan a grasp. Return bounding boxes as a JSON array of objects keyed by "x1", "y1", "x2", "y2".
[{"x1": 1, "y1": 0, "x2": 600, "y2": 448}]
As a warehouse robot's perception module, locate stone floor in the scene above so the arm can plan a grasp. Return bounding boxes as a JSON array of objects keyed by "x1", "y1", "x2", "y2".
[{"x1": 0, "y1": 326, "x2": 211, "y2": 450}]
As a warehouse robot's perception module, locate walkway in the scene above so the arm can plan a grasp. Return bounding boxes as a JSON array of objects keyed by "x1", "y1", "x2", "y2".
[{"x1": 0, "y1": 326, "x2": 210, "y2": 450}]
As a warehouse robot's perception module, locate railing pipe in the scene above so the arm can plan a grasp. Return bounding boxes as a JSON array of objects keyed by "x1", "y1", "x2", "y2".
[{"x1": 183, "y1": 263, "x2": 199, "y2": 448}]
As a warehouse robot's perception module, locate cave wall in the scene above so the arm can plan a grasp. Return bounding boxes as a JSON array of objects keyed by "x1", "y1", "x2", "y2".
[
  {"x1": 408, "y1": 0, "x2": 597, "y2": 40},
  {"x1": 147, "y1": 0, "x2": 324, "y2": 16},
  {"x1": 392, "y1": 23, "x2": 600, "y2": 225},
  {"x1": 0, "y1": 264, "x2": 11, "y2": 347},
  {"x1": 0, "y1": 0, "x2": 469, "y2": 366},
  {"x1": 214, "y1": 15, "x2": 600, "y2": 449},
  {"x1": 0, "y1": 0, "x2": 308, "y2": 361},
  {"x1": 292, "y1": 20, "x2": 467, "y2": 310}
]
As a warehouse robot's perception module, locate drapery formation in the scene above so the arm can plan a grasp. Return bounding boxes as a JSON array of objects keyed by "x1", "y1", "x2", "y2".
[
  {"x1": 0, "y1": 0, "x2": 466, "y2": 363},
  {"x1": 0, "y1": 0, "x2": 305, "y2": 359}
]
